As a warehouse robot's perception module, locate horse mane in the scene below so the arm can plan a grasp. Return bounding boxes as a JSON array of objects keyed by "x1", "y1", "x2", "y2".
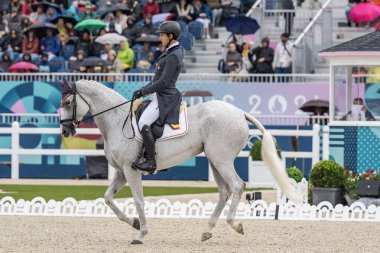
[{"x1": 75, "y1": 79, "x2": 127, "y2": 103}]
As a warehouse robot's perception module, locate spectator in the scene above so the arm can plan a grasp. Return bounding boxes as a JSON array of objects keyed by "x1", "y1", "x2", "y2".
[
  {"x1": 6, "y1": 9, "x2": 23, "y2": 32},
  {"x1": 38, "y1": 53, "x2": 50, "y2": 72},
  {"x1": 138, "y1": 14, "x2": 156, "y2": 36},
  {"x1": 21, "y1": 0, "x2": 32, "y2": 16},
  {"x1": 100, "y1": 41, "x2": 113, "y2": 60},
  {"x1": 105, "y1": 13, "x2": 122, "y2": 34},
  {"x1": 342, "y1": 97, "x2": 375, "y2": 121},
  {"x1": 65, "y1": 21, "x2": 75, "y2": 37},
  {"x1": 192, "y1": 0, "x2": 212, "y2": 39},
  {"x1": 22, "y1": 30, "x2": 39, "y2": 55},
  {"x1": 106, "y1": 49, "x2": 123, "y2": 73},
  {"x1": 122, "y1": 15, "x2": 139, "y2": 45},
  {"x1": 249, "y1": 37, "x2": 274, "y2": 74},
  {"x1": 226, "y1": 42, "x2": 241, "y2": 73},
  {"x1": 76, "y1": 30, "x2": 91, "y2": 55},
  {"x1": 41, "y1": 28, "x2": 60, "y2": 60},
  {"x1": 22, "y1": 51, "x2": 32, "y2": 62},
  {"x1": 98, "y1": 27, "x2": 107, "y2": 37},
  {"x1": 56, "y1": 18, "x2": 69, "y2": 41},
  {"x1": 282, "y1": 0, "x2": 295, "y2": 36},
  {"x1": 160, "y1": 0, "x2": 177, "y2": 15},
  {"x1": 69, "y1": 49, "x2": 86, "y2": 72},
  {"x1": 143, "y1": 0, "x2": 160, "y2": 18},
  {"x1": 240, "y1": 42, "x2": 252, "y2": 73},
  {"x1": 126, "y1": 0, "x2": 141, "y2": 21},
  {"x1": 136, "y1": 41, "x2": 155, "y2": 69},
  {"x1": 29, "y1": 4, "x2": 46, "y2": 23},
  {"x1": 117, "y1": 40, "x2": 134, "y2": 71},
  {"x1": 175, "y1": 0, "x2": 194, "y2": 23},
  {"x1": 115, "y1": 9, "x2": 128, "y2": 30},
  {"x1": 0, "y1": 52, "x2": 13, "y2": 72},
  {"x1": 273, "y1": 33, "x2": 293, "y2": 77},
  {"x1": 10, "y1": 0, "x2": 22, "y2": 14},
  {"x1": 79, "y1": 3, "x2": 96, "y2": 21},
  {"x1": 207, "y1": 0, "x2": 222, "y2": 27},
  {"x1": 220, "y1": 0, "x2": 240, "y2": 25},
  {"x1": 20, "y1": 17, "x2": 31, "y2": 33},
  {"x1": 4, "y1": 29, "x2": 22, "y2": 56}
]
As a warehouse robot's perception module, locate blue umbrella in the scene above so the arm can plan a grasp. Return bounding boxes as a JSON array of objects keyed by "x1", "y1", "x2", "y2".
[{"x1": 224, "y1": 15, "x2": 260, "y2": 35}]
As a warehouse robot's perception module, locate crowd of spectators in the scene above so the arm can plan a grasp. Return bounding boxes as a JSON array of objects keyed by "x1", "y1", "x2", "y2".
[{"x1": 0, "y1": 0, "x2": 247, "y2": 74}]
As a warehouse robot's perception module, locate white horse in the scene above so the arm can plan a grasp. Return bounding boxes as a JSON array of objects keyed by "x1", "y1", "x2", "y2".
[{"x1": 59, "y1": 79, "x2": 302, "y2": 244}]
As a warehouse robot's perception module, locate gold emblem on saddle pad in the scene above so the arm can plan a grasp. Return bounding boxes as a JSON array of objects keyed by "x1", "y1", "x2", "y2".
[
  {"x1": 170, "y1": 124, "x2": 180, "y2": 130},
  {"x1": 157, "y1": 64, "x2": 160, "y2": 70}
]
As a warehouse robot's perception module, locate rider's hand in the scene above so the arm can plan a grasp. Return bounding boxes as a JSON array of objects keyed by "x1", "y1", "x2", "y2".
[{"x1": 133, "y1": 89, "x2": 143, "y2": 99}]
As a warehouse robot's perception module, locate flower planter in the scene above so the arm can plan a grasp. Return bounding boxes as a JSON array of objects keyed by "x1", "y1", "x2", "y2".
[
  {"x1": 312, "y1": 187, "x2": 344, "y2": 206},
  {"x1": 247, "y1": 159, "x2": 285, "y2": 189},
  {"x1": 344, "y1": 194, "x2": 357, "y2": 206}
]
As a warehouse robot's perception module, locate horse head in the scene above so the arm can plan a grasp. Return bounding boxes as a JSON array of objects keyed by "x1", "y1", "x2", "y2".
[{"x1": 59, "y1": 78, "x2": 90, "y2": 137}]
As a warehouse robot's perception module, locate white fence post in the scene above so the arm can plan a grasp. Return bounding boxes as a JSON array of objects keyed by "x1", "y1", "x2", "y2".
[
  {"x1": 312, "y1": 124, "x2": 320, "y2": 167},
  {"x1": 11, "y1": 122, "x2": 19, "y2": 179},
  {"x1": 322, "y1": 125, "x2": 329, "y2": 160}
]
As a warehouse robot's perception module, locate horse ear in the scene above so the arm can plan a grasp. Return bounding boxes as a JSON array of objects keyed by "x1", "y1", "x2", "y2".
[{"x1": 59, "y1": 77, "x2": 72, "y2": 95}]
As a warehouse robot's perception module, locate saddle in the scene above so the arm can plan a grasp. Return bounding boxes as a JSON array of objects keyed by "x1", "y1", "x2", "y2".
[{"x1": 132, "y1": 98, "x2": 188, "y2": 141}]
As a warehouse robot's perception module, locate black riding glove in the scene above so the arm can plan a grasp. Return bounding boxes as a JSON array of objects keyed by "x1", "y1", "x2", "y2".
[{"x1": 133, "y1": 89, "x2": 143, "y2": 99}]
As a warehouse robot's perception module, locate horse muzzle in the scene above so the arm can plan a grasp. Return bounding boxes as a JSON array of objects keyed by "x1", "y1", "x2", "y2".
[{"x1": 61, "y1": 123, "x2": 76, "y2": 137}]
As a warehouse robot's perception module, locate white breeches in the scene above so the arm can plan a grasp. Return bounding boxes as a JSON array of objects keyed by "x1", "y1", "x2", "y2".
[
  {"x1": 196, "y1": 18, "x2": 210, "y2": 29},
  {"x1": 138, "y1": 93, "x2": 160, "y2": 130}
]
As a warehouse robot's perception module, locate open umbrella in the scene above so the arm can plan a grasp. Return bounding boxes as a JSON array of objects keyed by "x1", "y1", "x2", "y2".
[
  {"x1": 81, "y1": 57, "x2": 107, "y2": 67},
  {"x1": 8, "y1": 62, "x2": 39, "y2": 72},
  {"x1": 23, "y1": 23, "x2": 58, "y2": 38},
  {"x1": 135, "y1": 34, "x2": 160, "y2": 44},
  {"x1": 95, "y1": 33, "x2": 126, "y2": 45},
  {"x1": 74, "y1": 19, "x2": 106, "y2": 32},
  {"x1": 299, "y1": 99, "x2": 330, "y2": 114},
  {"x1": 224, "y1": 15, "x2": 260, "y2": 35},
  {"x1": 98, "y1": 4, "x2": 130, "y2": 18},
  {"x1": 50, "y1": 15, "x2": 78, "y2": 25},
  {"x1": 31, "y1": 2, "x2": 62, "y2": 14},
  {"x1": 349, "y1": 2, "x2": 380, "y2": 23}
]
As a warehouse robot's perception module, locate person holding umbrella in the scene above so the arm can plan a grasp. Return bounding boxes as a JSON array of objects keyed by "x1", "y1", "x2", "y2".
[
  {"x1": 41, "y1": 28, "x2": 60, "y2": 60},
  {"x1": 131, "y1": 21, "x2": 183, "y2": 173}
]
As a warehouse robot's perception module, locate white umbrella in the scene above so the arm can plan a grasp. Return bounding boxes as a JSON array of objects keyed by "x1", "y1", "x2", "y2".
[{"x1": 95, "y1": 33, "x2": 127, "y2": 45}]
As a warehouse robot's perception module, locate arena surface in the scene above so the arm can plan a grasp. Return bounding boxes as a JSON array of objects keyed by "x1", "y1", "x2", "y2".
[{"x1": 1, "y1": 216, "x2": 379, "y2": 253}]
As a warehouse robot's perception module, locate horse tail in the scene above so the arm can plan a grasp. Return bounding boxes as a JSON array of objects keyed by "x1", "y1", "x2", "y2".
[{"x1": 244, "y1": 113, "x2": 303, "y2": 205}]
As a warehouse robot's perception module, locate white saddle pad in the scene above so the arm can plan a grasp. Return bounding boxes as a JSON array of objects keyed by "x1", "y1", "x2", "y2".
[{"x1": 132, "y1": 108, "x2": 189, "y2": 142}]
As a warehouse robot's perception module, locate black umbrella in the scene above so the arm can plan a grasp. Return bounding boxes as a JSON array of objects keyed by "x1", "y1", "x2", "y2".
[
  {"x1": 135, "y1": 34, "x2": 160, "y2": 44},
  {"x1": 23, "y1": 23, "x2": 58, "y2": 38},
  {"x1": 299, "y1": 99, "x2": 330, "y2": 114},
  {"x1": 81, "y1": 57, "x2": 107, "y2": 67},
  {"x1": 98, "y1": 4, "x2": 130, "y2": 18},
  {"x1": 50, "y1": 15, "x2": 78, "y2": 25},
  {"x1": 224, "y1": 15, "x2": 260, "y2": 35},
  {"x1": 31, "y1": 2, "x2": 62, "y2": 14}
]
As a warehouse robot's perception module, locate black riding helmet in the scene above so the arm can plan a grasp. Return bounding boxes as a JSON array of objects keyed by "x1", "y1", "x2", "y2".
[{"x1": 156, "y1": 21, "x2": 181, "y2": 40}]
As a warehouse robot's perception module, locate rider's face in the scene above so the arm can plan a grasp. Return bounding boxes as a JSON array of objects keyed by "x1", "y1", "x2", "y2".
[{"x1": 159, "y1": 33, "x2": 169, "y2": 47}]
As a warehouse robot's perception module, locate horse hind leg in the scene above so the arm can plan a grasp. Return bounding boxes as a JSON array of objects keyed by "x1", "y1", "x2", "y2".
[
  {"x1": 213, "y1": 161, "x2": 245, "y2": 235},
  {"x1": 104, "y1": 170, "x2": 137, "y2": 228},
  {"x1": 202, "y1": 161, "x2": 232, "y2": 242}
]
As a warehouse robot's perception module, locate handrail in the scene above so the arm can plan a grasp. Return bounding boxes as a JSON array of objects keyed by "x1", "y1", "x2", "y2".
[
  {"x1": 246, "y1": 0, "x2": 263, "y2": 17},
  {"x1": 293, "y1": 0, "x2": 333, "y2": 46}
]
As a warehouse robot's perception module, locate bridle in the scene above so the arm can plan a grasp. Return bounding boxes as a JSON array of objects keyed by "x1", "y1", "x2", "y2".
[{"x1": 59, "y1": 81, "x2": 133, "y2": 130}]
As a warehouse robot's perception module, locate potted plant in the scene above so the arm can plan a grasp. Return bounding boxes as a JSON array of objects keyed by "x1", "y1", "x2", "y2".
[
  {"x1": 309, "y1": 160, "x2": 346, "y2": 206},
  {"x1": 344, "y1": 169, "x2": 380, "y2": 205},
  {"x1": 248, "y1": 139, "x2": 282, "y2": 188},
  {"x1": 286, "y1": 166, "x2": 304, "y2": 183}
]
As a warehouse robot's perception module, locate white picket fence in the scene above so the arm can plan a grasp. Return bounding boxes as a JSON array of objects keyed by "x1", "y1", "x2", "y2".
[{"x1": 1, "y1": 196, "x2": 379, "y2": 222}]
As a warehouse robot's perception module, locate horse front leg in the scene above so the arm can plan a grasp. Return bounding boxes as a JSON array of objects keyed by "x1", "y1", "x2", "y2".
[
  {"x1": 104, "y1": 170, "x2": 137, "y2": 228},
  {"x1": 124, "y1": 168, "x2": 148, "y2": 244}
]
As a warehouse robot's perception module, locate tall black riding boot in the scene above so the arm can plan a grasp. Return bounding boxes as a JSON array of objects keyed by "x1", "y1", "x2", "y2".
[{"x1": 133, "y1": 125, "x2": 157, "y2": 173}]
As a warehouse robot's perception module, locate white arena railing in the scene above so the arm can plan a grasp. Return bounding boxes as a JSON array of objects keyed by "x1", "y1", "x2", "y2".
[{"x1": 0, "y1": 122, "x2": 327, "y2": 180}]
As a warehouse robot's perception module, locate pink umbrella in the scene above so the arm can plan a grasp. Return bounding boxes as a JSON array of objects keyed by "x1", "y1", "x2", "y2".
[
  {"x1": 8, "y1": 61, "x2": 39, "y2": 72},
  {"x1": 349, "y1": 2, "x2": 380, "y2": 23}
]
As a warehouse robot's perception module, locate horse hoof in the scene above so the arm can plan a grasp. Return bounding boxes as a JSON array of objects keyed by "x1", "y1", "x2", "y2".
[
  {"x1": 236, "y1": 223, "x2": 244, "y2": 235},
  {"x1": 132, "y1": 218, "x2": 140, "y2": 230},
  {"x1": 201, "y1": 232, "x2": 212, "y2": 242},
  {"x1": 130, "y1": 239, "x2": 143, "y2": 245}
]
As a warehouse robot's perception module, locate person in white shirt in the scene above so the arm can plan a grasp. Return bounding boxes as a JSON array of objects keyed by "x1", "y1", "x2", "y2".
[
  {"x1": 273, "y1": 33, "x2": 293, "y2": 81},
  {"x1": 343, "y1": 97, "x2": 375, "y2": 121}
]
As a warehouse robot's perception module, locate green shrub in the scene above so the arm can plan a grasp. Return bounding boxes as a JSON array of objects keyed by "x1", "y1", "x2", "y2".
[
  {"x1": 250, "y1": 139, "x2": 282, "y2": 161},
  {"x1": 286, "y1": 166, "x2": 304, "y2": 183},
  {"x1": 309, "y1": 160, "x2": 345, "y2": 188}
]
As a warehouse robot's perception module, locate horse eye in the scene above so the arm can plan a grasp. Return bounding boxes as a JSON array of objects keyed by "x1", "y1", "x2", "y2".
[{"x1": 65, "y1": 100, "x2": 71, "y2": 106}]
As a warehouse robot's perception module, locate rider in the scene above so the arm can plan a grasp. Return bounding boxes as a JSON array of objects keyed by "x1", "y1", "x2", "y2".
[{"x1": 132, "y1": 21, "x2": 183, "y2": 172}]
